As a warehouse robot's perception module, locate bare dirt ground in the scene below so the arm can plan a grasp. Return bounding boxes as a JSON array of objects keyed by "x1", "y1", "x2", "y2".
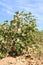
[
  {"x1": 0, "y1": 55, "x2": 43, "y2": 65},
  {"x1": 0, "y1": 57, "x2": 27, "y2": 65},
  {"x1": 0, "y1": 43, "x2": 43, "y2": 65}
]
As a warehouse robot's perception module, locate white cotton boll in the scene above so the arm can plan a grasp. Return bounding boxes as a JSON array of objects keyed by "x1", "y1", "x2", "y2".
[
  {"x1": 20, "y1": 25, "x2": 22, "y2": 27},
  {"x1": 13, "y1": 23, "x2": 17, "y2": 26},
  {"x1": 2, "y1": 40, "x2": 5, "y2": 43},
  {"x1": 3, "y1": 26, "x2": 6, "y2": 30},
  {"x1": 18, "y1": 28, "x2": 21, "y2": 31},
  {"x1": 18, "y1": 28, "x2": 21, "y2": 33},
  {"x1": 22, "y1": 33, "x2": 26, "y2": 36},
  {"x1": 0, "y1": 37, "x2": 3, "y2": 41},
  {"x1": 17, "y1": 38, "x2": 20, "y2": 42}
]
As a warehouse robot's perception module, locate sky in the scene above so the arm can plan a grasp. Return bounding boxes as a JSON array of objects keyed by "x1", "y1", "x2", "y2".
[{"x1": 0, "y1": 0, "x2": 43, "y2": 30}]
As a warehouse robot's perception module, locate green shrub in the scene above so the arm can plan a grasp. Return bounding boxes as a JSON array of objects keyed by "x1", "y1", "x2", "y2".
[{"x1": 0, "y1": 11, "x2": 42, "y2": 58}]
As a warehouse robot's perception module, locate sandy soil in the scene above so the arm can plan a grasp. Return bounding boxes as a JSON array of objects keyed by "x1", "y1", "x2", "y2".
[
  {"x1": 0, "y1": 57, "x2": 27, "y2": 65},
  {"x1": 0, "y1": 56, "x2": 43, "y2": 65}
]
